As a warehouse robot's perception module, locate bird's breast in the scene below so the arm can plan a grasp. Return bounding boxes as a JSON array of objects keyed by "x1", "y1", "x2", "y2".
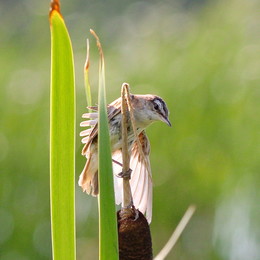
[{"x1": 109, "y1": 114, "x2": 143, "y2": 152}]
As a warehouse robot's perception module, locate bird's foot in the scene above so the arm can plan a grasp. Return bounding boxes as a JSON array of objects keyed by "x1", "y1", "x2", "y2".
[
  {"x1": 120, "y1": 204, "x2": 139, "y2": 221},
  {"x1": 116, "y1": 168, "x2": 132, "y2": 179},
  {"x1": 132, "y1": 207, "x2": 139, "y2": 221}
]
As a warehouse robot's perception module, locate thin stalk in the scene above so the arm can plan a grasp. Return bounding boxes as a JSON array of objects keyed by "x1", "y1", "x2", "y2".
[
  {"x1": 124, "y1": 85, "x2": 150, "y2": 172},
  {"x1": 120, "y1": 83, "x2": 133, "y2": 209},
  {"x1": 84, "y1": 38, "x2": 92, "y2": 108},
  {"x1": 154, "y1": 205, "x2": 196, "y2": 260}
]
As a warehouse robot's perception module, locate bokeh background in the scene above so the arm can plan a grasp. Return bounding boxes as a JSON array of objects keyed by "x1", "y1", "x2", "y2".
[{"x1": 0, "y1": 0, "x2": 259, "y2": 259}]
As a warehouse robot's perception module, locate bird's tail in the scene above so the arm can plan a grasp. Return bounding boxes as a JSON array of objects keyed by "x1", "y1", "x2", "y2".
[{"x1": 78, "y1": 155, "x2": 99, "y2": 196}]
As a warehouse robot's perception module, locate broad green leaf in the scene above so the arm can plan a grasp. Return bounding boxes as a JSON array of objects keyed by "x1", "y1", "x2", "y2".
[{"x1": 49, "y1": 5, "x2": 76, "y2": 260}]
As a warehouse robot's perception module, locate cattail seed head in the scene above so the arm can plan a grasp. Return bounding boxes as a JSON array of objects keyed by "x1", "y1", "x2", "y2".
[{"x1": 118, "y1": 208, "x2": 153, "y2": 260}]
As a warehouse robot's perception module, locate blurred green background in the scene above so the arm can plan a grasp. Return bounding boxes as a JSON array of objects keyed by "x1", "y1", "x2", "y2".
[{"x1": 0, "y1": 0, "x2": 259, "y2": 259}]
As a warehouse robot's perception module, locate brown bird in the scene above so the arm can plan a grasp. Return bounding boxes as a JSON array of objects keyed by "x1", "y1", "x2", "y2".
[{"x1": 79, "y1": 93, "x2": 171, "y2": 223}]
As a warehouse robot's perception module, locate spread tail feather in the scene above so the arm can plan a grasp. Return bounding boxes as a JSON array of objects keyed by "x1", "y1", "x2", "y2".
[{"x1": 78, "y1": 155, "x2": 99, "y2": 196}]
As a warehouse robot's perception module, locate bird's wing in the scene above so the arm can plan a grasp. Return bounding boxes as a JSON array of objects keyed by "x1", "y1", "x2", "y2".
[
  {"x1": 80, "y1": 97, "x2": 122, "y2": 156},
  {"x1": 113, "y1": 131, "x2": 153, "y2": 223}
]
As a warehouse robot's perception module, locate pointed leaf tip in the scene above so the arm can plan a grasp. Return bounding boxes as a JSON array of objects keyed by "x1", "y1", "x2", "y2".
[
  {"x1": 85, "y1": 39, "x2": 90, "y2": 71},
  {"x1": 49, "y1": 0, "x2": 61, "y2": 18},
  {"x1": 90, "y1": 29, "x2": 104, "y2": 58}
]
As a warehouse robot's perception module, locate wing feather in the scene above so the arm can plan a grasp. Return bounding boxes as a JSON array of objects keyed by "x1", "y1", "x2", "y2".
[
  {"x1": 112, "y1": 151, "x2": 123, "y2": 204},
  {"x1": 113, "y1": 131, "x2": 153, "y2": 223}
]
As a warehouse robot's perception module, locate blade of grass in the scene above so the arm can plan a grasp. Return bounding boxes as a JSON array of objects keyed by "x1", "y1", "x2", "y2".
[
  {"x1": 84, "y1": 38, "x2": 92, "y2": 108},
  {"x1": 90, "y1": 29, "x2": 119, "y2": 260},
  {"x1": 49, "y1": 1, "x2": 76, "y2": 259},
  {"x1": 154, "y1": 205, "x2": 196, "y2": 260}
]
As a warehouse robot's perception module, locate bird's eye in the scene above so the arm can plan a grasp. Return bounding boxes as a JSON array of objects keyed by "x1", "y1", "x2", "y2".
[{"x1": 154, "y1": 103, "x2": 159, "y2": 110}]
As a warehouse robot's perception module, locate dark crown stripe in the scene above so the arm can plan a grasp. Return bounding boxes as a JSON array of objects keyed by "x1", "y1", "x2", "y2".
[{"x1": 153, "y1": 97, "x2": 168, "y2": 117}]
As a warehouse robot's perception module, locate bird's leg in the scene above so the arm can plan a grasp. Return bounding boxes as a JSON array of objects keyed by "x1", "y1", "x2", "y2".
[
  {"x1": 112, "y1": 159, "x2": 123, "y2": 167},
  {"x1": 112, "y1": 159, "x2": 133, "y2": 179}
]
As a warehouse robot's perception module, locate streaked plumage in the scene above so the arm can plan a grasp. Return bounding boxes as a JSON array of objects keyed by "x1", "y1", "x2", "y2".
[{"x1": 78, "y1": 94, "x2": 171, "y2": 223}]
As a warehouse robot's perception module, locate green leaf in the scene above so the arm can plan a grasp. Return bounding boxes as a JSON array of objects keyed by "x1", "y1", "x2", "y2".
[
  {"x1": 49, "y1": 6, "x2": 76, "y2": 260},
  {"x1": 91, "y1": 30, "x2": 119, "y2": 260}
]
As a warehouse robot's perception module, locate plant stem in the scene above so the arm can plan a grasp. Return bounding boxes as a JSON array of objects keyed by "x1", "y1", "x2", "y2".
[{"x1": 120, "y1": 83, "x2": 133, "y2": 209}]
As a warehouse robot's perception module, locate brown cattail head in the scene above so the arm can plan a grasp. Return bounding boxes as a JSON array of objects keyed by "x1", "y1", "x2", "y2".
[{"x1": 118, "y1": 207, "x2": 153, "y2": 260}]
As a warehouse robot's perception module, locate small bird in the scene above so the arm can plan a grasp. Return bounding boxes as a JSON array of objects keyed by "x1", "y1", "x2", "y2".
[{"x1": 79, "y1": 93, "x2": 171, "y2": 223}]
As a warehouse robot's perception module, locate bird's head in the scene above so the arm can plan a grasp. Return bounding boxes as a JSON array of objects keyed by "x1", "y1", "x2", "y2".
[{"x1": 132, "y1": 94, "x2": 171, "y2": 127}]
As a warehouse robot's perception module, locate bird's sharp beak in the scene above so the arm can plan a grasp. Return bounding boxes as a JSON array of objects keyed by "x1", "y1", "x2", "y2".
[{"x1": 161, "y1": 116, "x2": 172, "y2": 127}]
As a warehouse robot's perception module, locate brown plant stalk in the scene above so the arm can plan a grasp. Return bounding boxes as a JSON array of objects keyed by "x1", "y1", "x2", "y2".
[{"x1": 118, "y1": 83, "x2": 153, "y2": 260}]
